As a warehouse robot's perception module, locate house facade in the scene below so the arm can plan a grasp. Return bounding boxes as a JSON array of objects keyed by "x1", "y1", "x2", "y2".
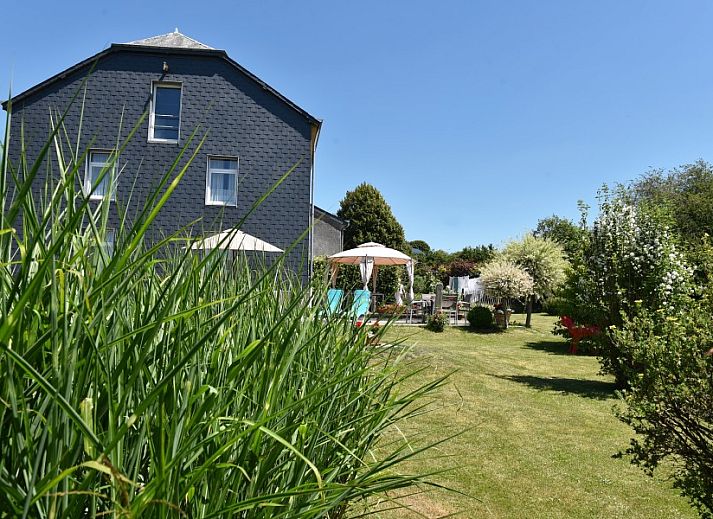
[
  {"x1": 312, "y1": 206, "x2": 345, "y2": 258},
  {"x1": 2, "y1": 31, "x2": 321, "y2": 274}
]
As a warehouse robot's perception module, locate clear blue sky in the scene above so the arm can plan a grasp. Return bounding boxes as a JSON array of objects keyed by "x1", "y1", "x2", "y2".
[{"x1": 3, "y1": 1, "x2": 713, "y2": 251}]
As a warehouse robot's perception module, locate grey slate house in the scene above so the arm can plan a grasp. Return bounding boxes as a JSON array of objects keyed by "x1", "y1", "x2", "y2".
[
  {"x1": 312, "y1": 206, "x2": 345, "y2": 258},
  {"x1": 2, "y1": 31, "x2": 321, "y2": 274}
]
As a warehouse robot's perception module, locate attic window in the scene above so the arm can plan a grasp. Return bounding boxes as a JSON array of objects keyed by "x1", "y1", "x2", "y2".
[{"x1": 149, "y1": 83, "x2": 181, "y2": 142}]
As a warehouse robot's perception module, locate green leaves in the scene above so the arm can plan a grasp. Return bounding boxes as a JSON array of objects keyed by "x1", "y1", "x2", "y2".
[{"x1": 0, "y1": 107, "x2": 443, "y2": 518}]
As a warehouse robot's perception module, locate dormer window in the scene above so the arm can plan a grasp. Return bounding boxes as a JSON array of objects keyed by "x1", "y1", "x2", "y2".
[{"x1": 149, "y1": 83, "x2": 181, "y2": 142}]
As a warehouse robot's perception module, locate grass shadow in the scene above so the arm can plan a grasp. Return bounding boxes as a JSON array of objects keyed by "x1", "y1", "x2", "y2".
[
  {"x1": 456, "y1": 326, "x2": 503, "y2": 335},
  {"x1": 492, "y1": 374, "x2": 617, "y2": 400},
  {"x1": 525, "y1": 339, "x2": 572, "y2": 356}
]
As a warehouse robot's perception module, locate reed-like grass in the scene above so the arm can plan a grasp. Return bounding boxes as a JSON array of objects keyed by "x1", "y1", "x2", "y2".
[{"x1": 0, "y1": 107, "x2": 446, "y2": 517}]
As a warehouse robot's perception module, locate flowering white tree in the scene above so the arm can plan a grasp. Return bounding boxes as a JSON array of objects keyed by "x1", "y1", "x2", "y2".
[
  {"x1": 503, "y1": 234, "x2": 568, "y2": 327},
  {"x1": 480, "y1": 259, "x2": 534, "y2": 328},
  {"x1": 589, "y1": 194, "x2": 692, "y2": 320},
  {"x1": 584, "y1": 189, "x2": 694, "y2": 385}
]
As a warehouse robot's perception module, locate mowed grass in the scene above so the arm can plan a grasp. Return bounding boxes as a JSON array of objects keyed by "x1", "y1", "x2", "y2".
[{"x1": 376, "y1": 314, "x2": 695, "y2": 518}]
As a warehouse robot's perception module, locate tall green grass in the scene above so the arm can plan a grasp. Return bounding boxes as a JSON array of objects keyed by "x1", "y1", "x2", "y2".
[{"x1": 0, "y1": 108, "x2": 446, "y2": 517}]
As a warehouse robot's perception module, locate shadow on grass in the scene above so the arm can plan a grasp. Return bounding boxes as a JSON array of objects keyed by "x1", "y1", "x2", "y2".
[
  {"x1": 525, "y1": 339, "x2": 571, "y2": 356},
  {"x1": 455, "y1": 326, "x2": 503, "y2": 335},
  {"x1": 492, "y1": 374, "x2": 617, "y2": 400}
]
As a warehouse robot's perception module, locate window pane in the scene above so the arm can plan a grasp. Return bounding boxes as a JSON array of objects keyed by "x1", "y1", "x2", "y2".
[
  {"x1": 91, "y1": 152, "x2": 111, "y2": 163},
  {"x1": 153, "y1": 127, "x2": 179, "y2": 140},
  {"x1": 155, "y1": 87, "x2": 180, "y2": 116},
  {"x1": 210, "y1": 172, "x2": 236, "y2": 203},
  {"x1": 88, "y1": 150, "x2": 114, "y2": 198},
  {"x1": 104, "y1": 230, "x2": 115, "y2": 257},
  {"x1": 209, "y1": 158, "x2": 238, "y2": 171},
  {"x1": 152, "y1": 85, "x2": 181, "y2": 140}
]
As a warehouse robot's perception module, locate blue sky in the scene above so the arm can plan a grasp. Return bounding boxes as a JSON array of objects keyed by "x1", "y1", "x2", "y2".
[{"x1": 3, "y1": 1, "x2": 713, "y2": 251}]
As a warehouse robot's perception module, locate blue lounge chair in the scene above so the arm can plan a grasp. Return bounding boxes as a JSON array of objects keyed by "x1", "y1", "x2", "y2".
[
  {"x1": 326, "y1": 288, "x2": 344, "y2": 315},
  {"x1": 350, "y1": 289, "x2": 371, "y2": 322}
]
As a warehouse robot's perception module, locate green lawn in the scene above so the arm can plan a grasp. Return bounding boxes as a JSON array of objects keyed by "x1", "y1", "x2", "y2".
[{"x1": 376, "y1": 314, "x2": 695, "y2": 518}]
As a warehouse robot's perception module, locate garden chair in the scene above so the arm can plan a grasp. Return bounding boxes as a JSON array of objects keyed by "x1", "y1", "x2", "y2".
[
  {"x1": 350, "y1": 289, "x2": 372, "y2": 324},
  {"x1": 440, "y1": 296, "x2": 459, "y2": 324},
  {"x1": 326, "y1": 288, "x2": 344, "y2": 316}
]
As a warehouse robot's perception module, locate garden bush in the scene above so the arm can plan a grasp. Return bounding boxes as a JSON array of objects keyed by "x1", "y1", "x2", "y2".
[
  {"x1": 425, "y1": 311, "x2": 448, "y2": 332},
  {"x1": 467, "y1": 305, "x2": 493, "y2": 330},
  {"x1": 614, "y1": 303, "x2": 713, "y2": 517},
  {"x1": 541, "y1": 296, "x2": 568, "y2": 316},
  {"x1": 0, "y1": 112, "x2": 446, "y2": 517}
]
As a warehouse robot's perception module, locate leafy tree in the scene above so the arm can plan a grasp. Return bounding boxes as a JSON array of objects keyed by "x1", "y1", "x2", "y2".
[
  {"x1": 630, "y1": 160, "x2": 713, "y2": 285},
  {"x1": 447, "y1": 259, "x2": 477, "y2": 278},
  {"x1": 409, "y1": 239, "x2": 431, "y2": 254},
  {"x1": 534, "y1": 215, "x2": 586, "y2": 260},
  {"x1": 336, "y1": 183, "x2": 406, "y2": 297},
  {"x1": 480, "y1": 259, "x2": 533, "y2": 307},
  {"x1": 503, "y1": 234, "x2": 568, "y2": 328},
  {"x1": 452, "y1": 245, "x2": 495, "y2": 264}
]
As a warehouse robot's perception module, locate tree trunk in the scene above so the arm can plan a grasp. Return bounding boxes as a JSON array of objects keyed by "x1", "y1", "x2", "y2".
[{"x1": 525, "y1": 295, "x2": 533, "y2": 328}]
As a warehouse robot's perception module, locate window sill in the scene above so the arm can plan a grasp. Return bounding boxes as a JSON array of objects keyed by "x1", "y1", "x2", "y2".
[
  {"x1": 148, "y1": 138, "x2": 179, "y2": 144},
  {"x1": 205, "y1": 200, "x2": 237, "y2": 207}
]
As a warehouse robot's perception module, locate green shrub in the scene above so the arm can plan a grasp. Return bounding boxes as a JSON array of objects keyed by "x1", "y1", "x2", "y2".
[
  {"x1": 0, "y1": 110, "x2": 447, "y2": 517},
  {"x1": 541, "y1": 296, "x2": 568, "y2": 316},
  {"x1": 467, "y1": 305, "x2": 493, "y2": 330},
  {"x1": 614, "y1": 304, "x2": 713, "y2": 517},
  {"x1": 425, "y1": 311, "x2": 448, "y2": 332}
]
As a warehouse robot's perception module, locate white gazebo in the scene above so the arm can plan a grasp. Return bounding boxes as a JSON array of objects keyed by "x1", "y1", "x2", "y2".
[{"x1": 328, "y1": 242, "x2": 415, "y2": 301}]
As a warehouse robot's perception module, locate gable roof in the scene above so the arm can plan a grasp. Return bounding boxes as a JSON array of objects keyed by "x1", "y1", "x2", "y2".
[
  {"x1": 126, "y1": 29, "x2": 214, "y2": 50},
  {"x1": 2, "y1": 31, "x2": 320, "y2": 126},
  {"x1": 314, "y1": 206, "x2": 346, "y2": 230}
]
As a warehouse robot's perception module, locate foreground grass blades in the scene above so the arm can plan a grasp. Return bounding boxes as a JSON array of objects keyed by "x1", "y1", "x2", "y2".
[{"x1": 0, "y1": 112, "x2": 446, "y2": 517}]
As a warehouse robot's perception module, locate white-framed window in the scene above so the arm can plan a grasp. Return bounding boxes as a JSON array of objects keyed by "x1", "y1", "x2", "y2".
[
  {"x1": 205, "y1": 157, "x2": 239, "y2": 206},
  {"x1": 84, "y1": 150, "x2": 116, "y2": 200},
  {"x1": 149, "y1": 83, "x2": 182, "y2": 143},
  {"x1": 104, "y1": 229, "x2": 116, "y2": 257}
]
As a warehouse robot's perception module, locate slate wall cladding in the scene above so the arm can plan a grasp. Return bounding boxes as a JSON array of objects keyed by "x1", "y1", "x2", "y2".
[
  {"x1": 312, "y1": 217, "x2": 343, "y2": 258},
  {"x1": 6, "y1": 49, "x2": 313, "y2": 273}
]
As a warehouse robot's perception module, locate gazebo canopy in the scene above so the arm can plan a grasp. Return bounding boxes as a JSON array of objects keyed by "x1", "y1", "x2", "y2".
[
  {"x1": 328, "y1": 242, "x2": 415, "y2": 300},
  {"x1": 328, "y1": 242, "x2": 412, "y2": 265}
]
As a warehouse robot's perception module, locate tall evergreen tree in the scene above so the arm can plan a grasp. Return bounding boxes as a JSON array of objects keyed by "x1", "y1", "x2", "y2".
[{"x1": 337, "y1": 183, "x2": 406, "y2": 250}]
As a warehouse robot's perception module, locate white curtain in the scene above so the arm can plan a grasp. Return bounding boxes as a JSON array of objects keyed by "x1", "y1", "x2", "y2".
[
  {"x1": 359, "y1": 257, "x2": 374, "y2": 290},
  {"x1": 395, "y1": 283, "x2": 404, "y2": 305},
  {"x1": 406, "y1": 260, "x2": 415, "y2": 302}
]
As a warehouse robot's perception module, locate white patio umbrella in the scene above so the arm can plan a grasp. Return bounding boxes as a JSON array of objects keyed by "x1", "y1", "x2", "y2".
[
  {"x1": 190, "y1": 229, "x2": 283, "y2": 252},
  {"x1": 328, "y1": 242, "x2": 415, "y2": 301}
]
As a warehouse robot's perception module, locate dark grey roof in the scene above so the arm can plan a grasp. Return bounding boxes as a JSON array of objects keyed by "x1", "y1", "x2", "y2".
[
  {"x1": 314, "y1": 206, "x2": 346, "y2": 230},
  {"x1": 126, "y1": 30, "x2": 214, "y2": 50},
  {"x1": 3, "y1": 32, "x2": 321, "y2": 127}
]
